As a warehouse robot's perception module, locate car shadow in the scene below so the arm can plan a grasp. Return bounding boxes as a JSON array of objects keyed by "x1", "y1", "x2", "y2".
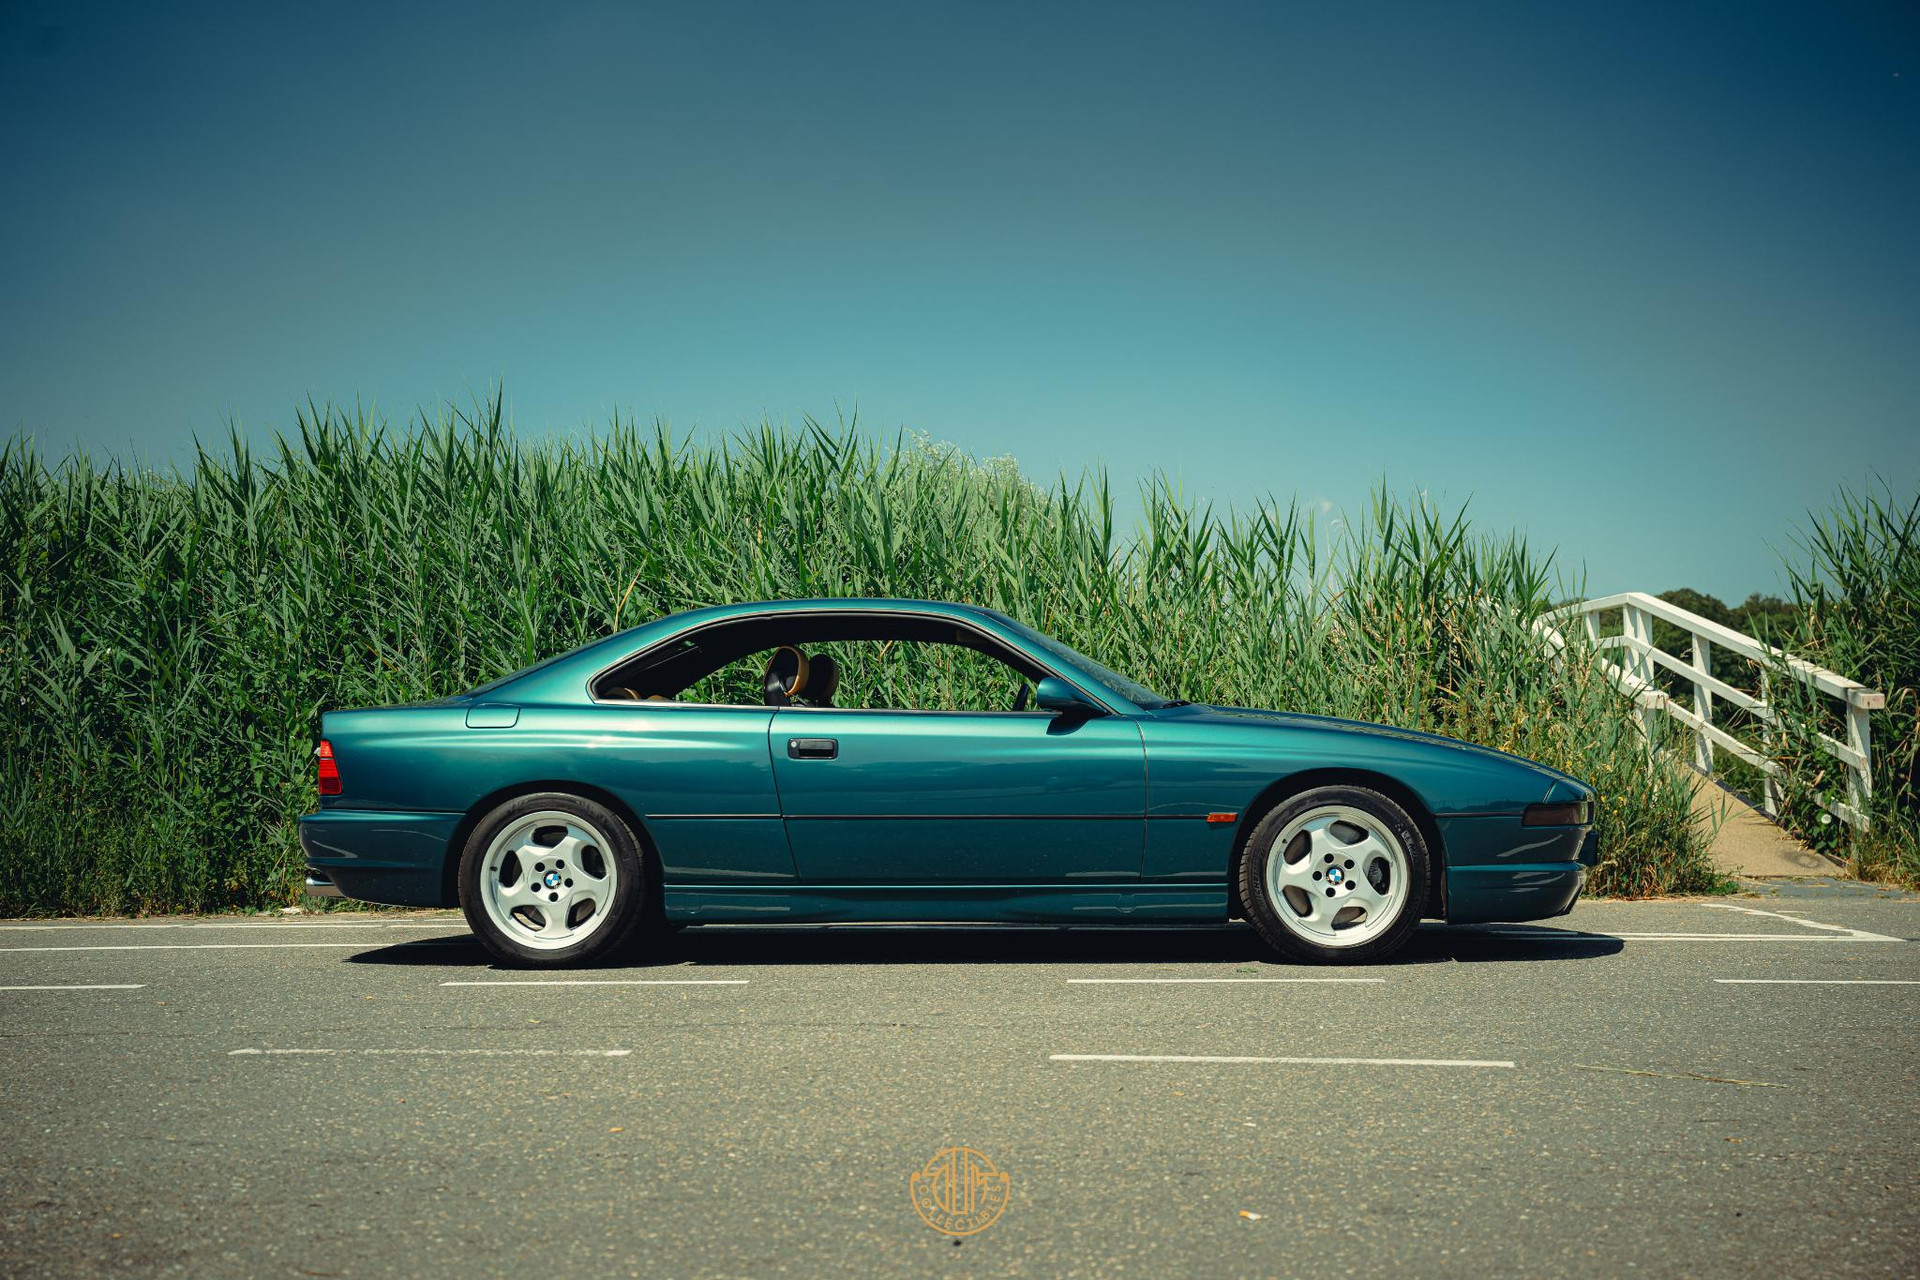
[{"x1": 343, "y1": 922, "x2": 1623, "y2": 969}]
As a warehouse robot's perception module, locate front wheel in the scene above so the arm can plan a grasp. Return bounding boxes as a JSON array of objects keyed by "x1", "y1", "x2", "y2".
[
  {"x1": 458, "y1": 792, "x2": 649, "y2": 967},
  {"x1": 1237, "y1": 785, "x2": 1429, "y2": 964}
]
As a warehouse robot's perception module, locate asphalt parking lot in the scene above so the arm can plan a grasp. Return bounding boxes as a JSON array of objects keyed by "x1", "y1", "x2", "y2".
[{"x1": 2, "y1": 882, "x2": 1915, "y2": 1278}]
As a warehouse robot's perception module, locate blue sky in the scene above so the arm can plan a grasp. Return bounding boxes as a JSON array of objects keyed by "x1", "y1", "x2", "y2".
[{"x1": 2, "y1": 1, "x2": 1914, "y2": 601}]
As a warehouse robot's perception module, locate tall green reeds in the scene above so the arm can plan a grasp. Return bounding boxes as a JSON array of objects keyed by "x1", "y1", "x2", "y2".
[
  {"x1": 1768, "y1": 483, "x2": 1920, "y2": 885},
  {"x1": 0, "y1": 396, "x2": 1719, "y2": 914}
]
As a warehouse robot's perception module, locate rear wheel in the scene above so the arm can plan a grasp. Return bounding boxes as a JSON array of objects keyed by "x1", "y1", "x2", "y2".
[
  {"x1": 1238, "y1": 785, "x2": 1428, "y2": 964},
  {"x1": 458, "y1": 793, "x2": 648, "y2": 967}
]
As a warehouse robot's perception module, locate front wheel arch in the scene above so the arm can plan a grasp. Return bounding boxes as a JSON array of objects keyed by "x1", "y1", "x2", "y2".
[{"x1": 1227, "y1": 768, "x2": 1446, "y2": 922}]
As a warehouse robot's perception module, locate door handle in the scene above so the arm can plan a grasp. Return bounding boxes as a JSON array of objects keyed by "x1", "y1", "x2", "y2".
[{"x1": 787, "y1": 737, "x2": 838, "y2": 760}]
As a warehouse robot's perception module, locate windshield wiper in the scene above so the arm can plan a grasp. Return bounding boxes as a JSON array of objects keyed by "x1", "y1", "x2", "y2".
[{"x1": 1157, "y1": 699, "x2": 1195, "y2": 708}]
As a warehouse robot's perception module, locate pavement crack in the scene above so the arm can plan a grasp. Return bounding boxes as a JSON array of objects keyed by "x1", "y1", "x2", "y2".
[{"x1": 1573, "y1": 1064, "x2": 1786, "y2": 1087}]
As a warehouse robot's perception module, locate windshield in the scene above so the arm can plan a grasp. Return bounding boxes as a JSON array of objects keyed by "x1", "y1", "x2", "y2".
[{"x1": 986, "y1": 612, "x2": 1171, "y2": 709}]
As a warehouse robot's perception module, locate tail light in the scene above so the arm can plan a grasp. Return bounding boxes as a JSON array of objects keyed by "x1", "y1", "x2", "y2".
[{"x1": 317, "y1": 739, "x2": 342, "y2": 796}]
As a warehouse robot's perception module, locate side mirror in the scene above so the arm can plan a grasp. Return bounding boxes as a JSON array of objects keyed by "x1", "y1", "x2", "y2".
[{"x1": 1034, "y1": 676, "x2": 1103, "y2": 719}]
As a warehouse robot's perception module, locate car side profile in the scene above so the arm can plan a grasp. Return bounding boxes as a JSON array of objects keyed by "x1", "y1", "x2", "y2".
[{"x1": 299, "y1": 598, "x2": 1599, "y2": 967}]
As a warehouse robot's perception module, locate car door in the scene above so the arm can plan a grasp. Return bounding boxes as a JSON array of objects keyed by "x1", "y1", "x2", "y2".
[{"x1": 769, "y1": 706, "x2": 1146, "y2": 883}]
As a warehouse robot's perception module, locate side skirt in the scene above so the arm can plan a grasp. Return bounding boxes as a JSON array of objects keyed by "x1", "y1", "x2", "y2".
[{"x1": 662, "y1": 884, "x2": 1230, "y2": 925}]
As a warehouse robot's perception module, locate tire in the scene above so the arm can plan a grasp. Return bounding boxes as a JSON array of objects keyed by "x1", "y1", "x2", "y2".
[
  {"x1": 1237, "y1": 784, "x2": 1429, "y2": 964},
  {"x1": 457, "y1": 792, "x2": 650, "y2": 967}
]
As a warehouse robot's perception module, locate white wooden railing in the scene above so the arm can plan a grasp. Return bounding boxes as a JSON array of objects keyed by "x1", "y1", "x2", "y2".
[{"x1": 1535, "y1": 592, "x2": 1884, "y2": 831}]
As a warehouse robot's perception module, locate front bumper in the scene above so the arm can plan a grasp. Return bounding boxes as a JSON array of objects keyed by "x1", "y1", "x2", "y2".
[
  {"x1": 1445, "y1": 862, "x2": 1588, "y2": 923},
  {"x1": 1437, "y1": 814, "x2": 1597, "y2": 924},
  {"x1": 298, "y1": 808, "x2": 463, "y2": 907}
]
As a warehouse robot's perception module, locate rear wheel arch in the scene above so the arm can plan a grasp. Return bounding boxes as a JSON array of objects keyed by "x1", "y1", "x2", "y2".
[
  {"x1": 1227, "y1": 768, "x2": 1446, "y2": 921},
  {"x1": 442, "y1": 781, "x2": 661, "y2": 911}
]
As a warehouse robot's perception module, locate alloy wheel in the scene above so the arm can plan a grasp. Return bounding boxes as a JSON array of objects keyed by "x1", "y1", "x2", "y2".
[
  {"x1": 478, "y1": 810, "x2": 620, "y2": 951},
  {"x1": 1262, "y1": 804, "x2": 1411, "y2": 948}
]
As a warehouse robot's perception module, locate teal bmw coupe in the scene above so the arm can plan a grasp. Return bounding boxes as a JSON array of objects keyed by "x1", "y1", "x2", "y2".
[{"x1": 300, "y1": 598, "x2": 1598, "y2": 967}]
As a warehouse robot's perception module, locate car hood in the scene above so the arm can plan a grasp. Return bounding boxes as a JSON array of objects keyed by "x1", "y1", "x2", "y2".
[{"x1": 1156, "y1": 702, "x2": 1593, "y2": 794}]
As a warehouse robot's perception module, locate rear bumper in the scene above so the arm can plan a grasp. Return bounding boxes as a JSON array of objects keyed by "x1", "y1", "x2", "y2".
[
  {"x1": 303, "y1": 872, "x2": 343, "y2": 898},
  {"x1": 298, "y1": 808, "x2": 462, "y2": 907}
]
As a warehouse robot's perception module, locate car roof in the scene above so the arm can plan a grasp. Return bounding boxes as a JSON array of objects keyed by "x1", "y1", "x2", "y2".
[
  {"x1": 480, "y1": 597, "x2": 1048, "y2": 704},
  {"x1": 655, "y1": 597, "x2": 1001, "y2": 624}
]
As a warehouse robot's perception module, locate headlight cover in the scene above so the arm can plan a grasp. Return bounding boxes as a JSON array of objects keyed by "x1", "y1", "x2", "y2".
[{"x1": 1523, "y1": 800, "x2": 1593, "y2": 827}]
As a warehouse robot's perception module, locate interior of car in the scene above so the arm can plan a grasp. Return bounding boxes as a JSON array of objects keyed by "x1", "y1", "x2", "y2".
[{"x1": 591, "y1": 613, "x2": 1052, "y2": 712}]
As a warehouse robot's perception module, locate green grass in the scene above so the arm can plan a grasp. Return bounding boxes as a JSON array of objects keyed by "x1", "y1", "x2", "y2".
[{"x1": 0, "y1": 395, "x2": 1721, "y2": 915}]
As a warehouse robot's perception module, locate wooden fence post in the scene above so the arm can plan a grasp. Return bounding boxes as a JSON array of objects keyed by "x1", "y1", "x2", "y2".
[
  {"x1": 1759, "y1": 669, "x2": 1781, "y2": 817},
  {"x1": 1846, "y1": 694, "x2": 1873, "y2": 824},
  {"x1": 1689, "y1": 633, "x2": 1714, "y2": 775},
  {"x1": 1622, "y1": 603, "x2": 1657, "y2": 745}
]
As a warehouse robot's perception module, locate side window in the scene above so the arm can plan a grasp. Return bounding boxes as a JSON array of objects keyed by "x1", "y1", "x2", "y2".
[
  {"x1": 680, "y1": 654, "x2": 767, "y2": 706},
  {"x1": 593, "y1": 619, "x2": 1047, "y2": 710},
  {"x1": 794, "y1": 640, "x2": 1030, "y2": 713}
]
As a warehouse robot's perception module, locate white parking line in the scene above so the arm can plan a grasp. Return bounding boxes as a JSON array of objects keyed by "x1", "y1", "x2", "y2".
[
  {"x1": 0, "y1": 942, "x2": 417, "y2": 953},
  {"x1": 229, "y1": 1047, "x2": 632, "y2": 1057},
  {"x1": 1713, "y1": 979, "x2": 1920, "y2": 985},
  {"x1": 1050, "y1": 1054, "x2": 1513, "y2": 1068},
  {"x1": 1700, "y1": 904, "x2": 1871, "y2": 935},
  {"x1": 439, "y1": 979, "x2": 749, "y2": 987},
  {"x1": 0, "y1": 921, "x2": 462, "y2": 932},
  {"x1": 0, "y1": 983, "x2": 147, "y2": 991},
  {"x1": 1066, "y1": 977, "x2": 1385, "y2": 985}
]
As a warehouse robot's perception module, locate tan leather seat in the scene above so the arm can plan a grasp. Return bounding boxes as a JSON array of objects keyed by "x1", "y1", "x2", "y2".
[{"x1": 760, "y1": 646, "x2": 810, "y2": 706}]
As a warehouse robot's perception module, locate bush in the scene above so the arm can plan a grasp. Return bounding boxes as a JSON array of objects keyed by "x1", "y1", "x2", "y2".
[{"x1": 0, "y1": 397, "x2": 1718, "y2": 914}]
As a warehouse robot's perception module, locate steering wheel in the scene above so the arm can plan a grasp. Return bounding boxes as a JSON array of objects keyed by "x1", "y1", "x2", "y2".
[{"x1": 1012, "y1": 682, "x2": 1031, "y2": 713}]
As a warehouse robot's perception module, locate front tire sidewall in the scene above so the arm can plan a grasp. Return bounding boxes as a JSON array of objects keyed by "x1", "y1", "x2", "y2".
[
  {"x1": 458, "y1": 793, "x2": 648, "y2": 967},
  {"x1": 1238, "y1": 785, "x2": 1429, "y2": 965}
]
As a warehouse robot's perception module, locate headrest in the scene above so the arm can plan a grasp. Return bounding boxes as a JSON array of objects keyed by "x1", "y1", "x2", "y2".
[
  {"x1": 761, "y1": 646, "x2": 809, "y2": 706},
  {"x1": 806, "y1": 653, "x2": 839, "y2": 707}
]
